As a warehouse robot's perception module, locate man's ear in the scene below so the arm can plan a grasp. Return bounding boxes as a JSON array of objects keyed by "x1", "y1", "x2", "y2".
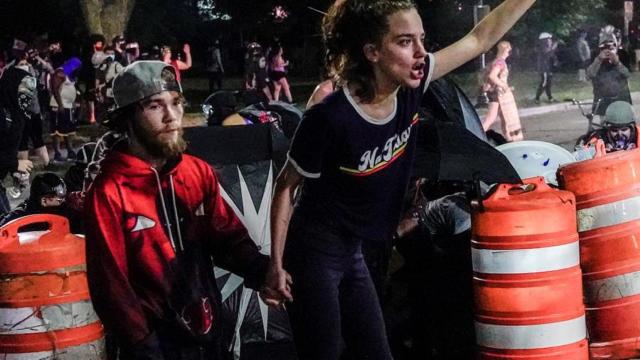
[
  {"x1": 363, "y1": 43, "x2": 379, "y2": 63},
  {"x1": 40, "y1": 198, "x2": 47, "y2": 207}
]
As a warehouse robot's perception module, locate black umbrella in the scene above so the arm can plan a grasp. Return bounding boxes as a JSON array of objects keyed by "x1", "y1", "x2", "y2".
[
  {"x1": 421, "y1": 77, "x2": 488, "y2": 142},
  {"x1": 413, "y1": 120, "x2": 521, "y2": 184}
]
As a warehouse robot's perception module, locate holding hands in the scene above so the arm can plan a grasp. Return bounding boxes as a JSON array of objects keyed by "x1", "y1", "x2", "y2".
[{"x1": 260, "y1": 266, "x2": 293, "y2": 307}]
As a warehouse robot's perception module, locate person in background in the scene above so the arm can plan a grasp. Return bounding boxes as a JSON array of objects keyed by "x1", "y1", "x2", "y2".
[
  {"x1": 85, "y1": 36, "x2": 106, "y2": 125},
  {"x1": 94, "y1": 46, "x2": 124, "y2": 122},
  {"x1": 161, "y1": 43, "x2": 192, "y2": 83},
  {"x1": 112, "y1": 35, "x2": 128, "y2": 65},
  {"x1": 482, "y1": 41, "x2": 521, "y2": 141},
  {"x1": 0, "y1": 65, "x2": 35, "y2": 213},
  {"x1": 578, "y1": 101, "x2": 638, "y2": 158},
  {"x1": 587, "y1": 33, "x2": 631, "y2": 116},
  {"x1": 48, "y1": 41, "x2": 64, "y2": 68},
  {"x1": 0, "y1": 173, "x2": 81, "y2": 233},
  {"x1": 49, "y1": 57, "x2": 81, "y2": 162},
  {"x1": 207, "y1": 39, "x2": 225, "y2": 93},
  {"x1": 245, "y1": 43, "x2": 273, "y2": 103},
  {"x1": 576, "y1": 31, "x2": 591, "y2": 82},
  {"x1": 268, "y1": 45, "x2": 293, "y2": 103},
  {"x1": 534, "y1": 32, "x2": 558, "y2": 104},
  {"x1": 125, "y1": 41, "x2": 141, "y2": 65},
  {"x1": 15, "y1": 48, "x2": 50, "y2": 167}
]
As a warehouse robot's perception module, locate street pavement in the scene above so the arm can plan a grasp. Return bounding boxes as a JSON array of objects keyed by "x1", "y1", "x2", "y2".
[{"x1": 489, "y1": 96, "x2": 640, "y2": 151}]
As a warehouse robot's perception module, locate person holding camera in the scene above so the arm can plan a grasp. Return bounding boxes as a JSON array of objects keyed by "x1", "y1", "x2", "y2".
[{"x1": 587, "y1": 34, "x2": 631, "y2": 116}]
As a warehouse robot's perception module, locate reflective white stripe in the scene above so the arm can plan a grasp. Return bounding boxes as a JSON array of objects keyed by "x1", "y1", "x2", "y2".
[
  {"x1": 17, "y1": 230, "x2": 49, "y2": 245},
  {"x1": 584, "y1": 270, "x2": 640, "y2": 302},
  {"x1": 472, "y1": 241, "x2": 579, "y2": 274},
  {"x1": 0, "y1": 300, "x2": 99, "y2": 334},
  {"x1": 0, "y1": 339, "x2": 105, "y2": 359},
  {"x1": 475, "y1": 315, "x2": 586, "y2": 349},
  {"x1": 578, "y1": 195, "x2": 640, "y2": 232}
]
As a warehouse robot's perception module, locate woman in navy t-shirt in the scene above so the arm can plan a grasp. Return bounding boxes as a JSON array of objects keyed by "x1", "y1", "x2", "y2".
[{"x1": 262, "y1": 1, "x2": 537, "y2": 359}]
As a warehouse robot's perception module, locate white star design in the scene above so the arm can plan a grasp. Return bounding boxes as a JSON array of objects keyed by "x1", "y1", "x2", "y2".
[{"x1": 217, "y1": 164, "x2": 274, "y2": 359}]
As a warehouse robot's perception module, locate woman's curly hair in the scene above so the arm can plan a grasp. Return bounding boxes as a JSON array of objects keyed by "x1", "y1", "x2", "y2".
[{"x1": 322, "y1": 0, "x2": 416, "y2": 103}]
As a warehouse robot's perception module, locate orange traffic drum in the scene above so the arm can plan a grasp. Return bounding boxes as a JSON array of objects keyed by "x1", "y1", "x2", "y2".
[
  {"x1": 472, "y1": 177, "x2": 588, "y2": 359},
  {"x1": 558, "y1": 148, "x2": 640, "y2": 359},
  {"x1": 0, "y1": 214, "x2": 105, "y2": 359}
]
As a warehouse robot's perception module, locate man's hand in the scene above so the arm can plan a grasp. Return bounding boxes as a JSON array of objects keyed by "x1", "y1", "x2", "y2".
[
  {"x1": 599, "y1": 50, "x2": 610, "y2": 61},
  {"x1": 17, "y1": 160, "x2": 33, "y2": 173},
  {"x1": 609, "y1": 52, "x2": 620, "y2": 65},
  {"x1": 183, "y1": 43, "x2": 191, "y2": 55},
  {"x1": 262, "y1": 265, "x2": 293, "y2": 307}
]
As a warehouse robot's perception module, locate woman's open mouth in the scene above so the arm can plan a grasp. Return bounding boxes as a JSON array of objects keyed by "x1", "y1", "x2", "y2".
[{"x1": 411, "y1": 63, "x2": 425, "y2": 80}]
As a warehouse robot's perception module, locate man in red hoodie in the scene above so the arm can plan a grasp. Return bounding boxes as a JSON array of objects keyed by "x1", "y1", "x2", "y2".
[{"x1": 84, "y1": 61, "x2": 270, "y2": 359}]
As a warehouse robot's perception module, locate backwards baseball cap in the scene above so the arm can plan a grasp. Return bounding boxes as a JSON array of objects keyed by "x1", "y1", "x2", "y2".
[
  {"x1": 604, "y1": 101, "x2": 636, "y2": 126},
  {"x1": 111, "y1": 60, "x2": 182, "y2": 111},
  {"x1": 599, "y1": 33, "x2": 618, "y2": 46}
]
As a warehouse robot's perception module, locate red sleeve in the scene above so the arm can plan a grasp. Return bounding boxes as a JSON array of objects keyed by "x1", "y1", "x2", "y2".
[
  {"x1": 203, "y1": 165, "x2": 269, "y2": 289},
  {"x1": 84, "y1": 182, "x2": 163, "y2": 356}
]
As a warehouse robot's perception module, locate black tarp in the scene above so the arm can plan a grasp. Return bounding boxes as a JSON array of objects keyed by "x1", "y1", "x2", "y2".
[{"x1": 185, "y1": 122, "x2": 297, "y2": 360}]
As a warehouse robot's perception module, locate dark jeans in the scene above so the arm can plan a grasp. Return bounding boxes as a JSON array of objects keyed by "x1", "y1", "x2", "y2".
[
  {"x1": 208, "y1": 71, "x2": 224, "y2": 93},
  {"x1": 535, "y1": 72, "x2": 554, "y2": 100},
  {"x1": 284, "y1": 215, "x2": 392, "y2": 360}
]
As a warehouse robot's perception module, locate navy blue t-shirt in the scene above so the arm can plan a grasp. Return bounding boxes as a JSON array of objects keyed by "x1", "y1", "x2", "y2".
[{"x1": 288, "y1": 54, "x2": 435, "y2": 243}]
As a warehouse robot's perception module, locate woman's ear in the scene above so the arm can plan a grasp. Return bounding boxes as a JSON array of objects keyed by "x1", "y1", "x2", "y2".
[{"x1": 363, "y1": 43, "x2": 379, "y2": 63}]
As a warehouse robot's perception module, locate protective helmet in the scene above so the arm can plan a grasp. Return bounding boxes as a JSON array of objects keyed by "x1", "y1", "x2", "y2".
[
  {"x1": 604, "y1": 101, "x2": 636, "y2": 126},
  {"x1": 538, "y1": 32, "x2": 553, "y2": 40},
  {"x1": 29, "y1": 173, "x2": 67, "y2": 201}
]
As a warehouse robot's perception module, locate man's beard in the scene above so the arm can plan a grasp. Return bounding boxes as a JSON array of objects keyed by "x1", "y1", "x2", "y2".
[{"x1": 131, "y1": 120, "x2": 187, "y2": 159}]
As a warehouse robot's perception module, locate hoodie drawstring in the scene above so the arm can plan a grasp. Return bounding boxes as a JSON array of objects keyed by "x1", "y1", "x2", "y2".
[
  {"x1": 169, "y1": 174, "x2": 185, "y2": 251},
  {"x1": 151, "y1": 167, "x2": 182, "y2": 252}
]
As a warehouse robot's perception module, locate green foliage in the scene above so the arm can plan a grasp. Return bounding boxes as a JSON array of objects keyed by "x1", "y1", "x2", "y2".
[{"x1": 489, "y1": 0, "x2": 607, "y2": 43}]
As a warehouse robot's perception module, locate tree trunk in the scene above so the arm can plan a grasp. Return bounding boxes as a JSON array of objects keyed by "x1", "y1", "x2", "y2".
[{"x1": 79, "y1": 0, "x2": 136, "y2": 41}]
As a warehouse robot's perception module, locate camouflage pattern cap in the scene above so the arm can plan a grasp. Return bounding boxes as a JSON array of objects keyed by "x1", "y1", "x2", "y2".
[{"x1": 111, "y1": 60, "x2": 182, "y2": 111}]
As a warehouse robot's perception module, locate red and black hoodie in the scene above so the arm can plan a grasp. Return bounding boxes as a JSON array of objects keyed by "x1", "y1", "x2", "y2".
[{"x1": 84, "y1": 144, "x2": 268, "y2": 358}]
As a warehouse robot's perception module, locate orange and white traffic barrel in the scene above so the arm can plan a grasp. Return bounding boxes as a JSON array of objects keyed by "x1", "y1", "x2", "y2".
[
  {"x1": 0, "y1": 214, "x2": 105, "y2": 359},
  {"x1": 558, "y1": 149, "x2": 640, "y2": 359},
  {"x1": 472, "y1": 177, "x2": 588, "y2": 359}
]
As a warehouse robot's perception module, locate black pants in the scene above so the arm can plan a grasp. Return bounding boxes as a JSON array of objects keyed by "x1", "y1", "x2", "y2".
[
  {"x1": 208, "y1": 71, "x2": 223, "y2": 93},
  {"x1": 19, "y1": 113, "x2": 45, "y2": 151},
  {"x1": 535, "y1": 72, "x2": 553, "y2": 100},
  {"x1": 284, "y1": 215, "x2": 392, "y2": 360}
]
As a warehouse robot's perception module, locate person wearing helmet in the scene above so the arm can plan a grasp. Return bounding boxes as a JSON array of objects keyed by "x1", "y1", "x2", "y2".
[
  {"x1": 84, "y1": 60, "x2": 270, "y2": 359},
  {"x1": 587, "y1": 33, "x2": 631, "y2": 116},
  {"x1": 0, "y1": 173, "x2": 74, "y2": 231},
  {"x1": 581, "y1": 101, "x2": 638, "y2": 157},
  {"x1": 534, "y1": 32, "x2": 558, "y2": 104}
]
